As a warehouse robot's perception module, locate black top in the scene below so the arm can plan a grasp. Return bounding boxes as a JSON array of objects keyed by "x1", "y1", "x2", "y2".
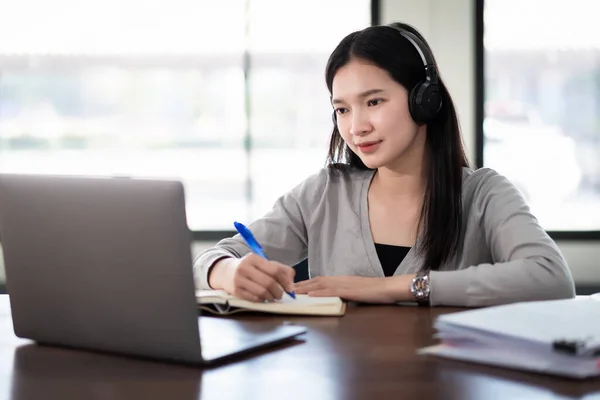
[{"x1": 374, "y1": 243, "x2": 411, "y2": 277}]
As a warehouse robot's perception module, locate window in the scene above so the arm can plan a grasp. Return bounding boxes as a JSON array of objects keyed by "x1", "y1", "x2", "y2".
[
  {"x1": 479, "y1": 0, "x2": 600, "y2": 234},
  {"x1": 0, "y1": 0, "x2": 373, "y2": 232}
]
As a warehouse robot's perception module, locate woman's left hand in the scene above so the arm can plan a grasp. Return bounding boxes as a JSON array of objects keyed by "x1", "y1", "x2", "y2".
[{"x1": 293, "y1": 275, "x2": 414, "y2": 303}]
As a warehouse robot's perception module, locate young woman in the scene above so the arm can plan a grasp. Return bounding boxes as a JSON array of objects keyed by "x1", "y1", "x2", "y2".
[{"x1": 193, "y1": 22, "x2": 575, "y2": 307}]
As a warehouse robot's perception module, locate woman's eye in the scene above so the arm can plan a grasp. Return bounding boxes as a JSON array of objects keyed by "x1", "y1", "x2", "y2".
[
  {"x1": 367, "y1": 98, "x2": 382, "y2": 106},
  {"x1": 334, "y1": 108, "x2": 348, "y2": 115}
]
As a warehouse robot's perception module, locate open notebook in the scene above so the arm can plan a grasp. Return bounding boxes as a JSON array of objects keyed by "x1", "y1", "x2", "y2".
[
  {"x1": 419, "y1": 296, "x2": 600, "y2": 379},
  {"x1": 196, "y1": 290, "x2": 346, "y2": 316}
]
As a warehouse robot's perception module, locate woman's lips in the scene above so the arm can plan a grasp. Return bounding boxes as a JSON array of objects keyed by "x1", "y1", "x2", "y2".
[{"x1": 356, "y1": 140, "x2": 381, "y2": 153}]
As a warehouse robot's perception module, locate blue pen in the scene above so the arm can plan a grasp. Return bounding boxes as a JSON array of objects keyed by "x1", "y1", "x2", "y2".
[{"x1": 233, "y1": 221, "x2": 296, "y2": 299}]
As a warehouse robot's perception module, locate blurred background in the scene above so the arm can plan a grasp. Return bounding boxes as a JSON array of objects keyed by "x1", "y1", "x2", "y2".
[
  {"x1": 0, "y1": 0, "x2": 371, "y2": 231},
  {"x1": 0, "y1": 0, "x2": 598, "y2": 291},
  {"x1": 482, "y1": 0, "x2": 600, "y2": 232}
]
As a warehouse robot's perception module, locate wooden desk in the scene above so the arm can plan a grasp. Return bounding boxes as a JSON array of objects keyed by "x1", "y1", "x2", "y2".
[{"x1": 0, "y1": 295, "x2": 599, "y2": 400}]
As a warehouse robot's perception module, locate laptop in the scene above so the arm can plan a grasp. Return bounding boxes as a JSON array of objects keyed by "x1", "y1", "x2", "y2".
[{"x1": 0, "y1": 173, "x2": 307, "y2": 365}]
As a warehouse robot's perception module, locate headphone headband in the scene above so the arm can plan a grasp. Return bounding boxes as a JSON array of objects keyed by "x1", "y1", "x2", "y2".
[{"x1": 386, "y1": 25, "x2": 439, "y2": 85}]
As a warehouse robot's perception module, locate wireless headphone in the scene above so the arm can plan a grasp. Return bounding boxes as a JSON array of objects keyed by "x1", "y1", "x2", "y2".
[
  {"x1": 331, "y1": 25, "x2": 443, "y2": 127},
  {"x1": 391, "y1": 26, "x2": 443, "y2": 124}
]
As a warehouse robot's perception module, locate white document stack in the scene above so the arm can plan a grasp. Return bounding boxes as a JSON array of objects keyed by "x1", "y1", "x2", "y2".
[{"x1": 419, "y1": 295, "x2": 600, "y2": 379}]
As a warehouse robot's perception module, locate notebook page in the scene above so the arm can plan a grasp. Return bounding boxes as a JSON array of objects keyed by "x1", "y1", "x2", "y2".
[
  {"x1": 276, "y1": 293, "x2": 342, "y2": 306},
  {"x1": 196, "y1": 289, "x2": 230, "y2": 298},
  {"x1": 197, "y1": 290, "x2": 341, "y2": 306}
]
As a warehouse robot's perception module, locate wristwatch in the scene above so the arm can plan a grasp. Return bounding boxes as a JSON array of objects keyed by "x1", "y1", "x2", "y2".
[{"x1": 410, "y1": 271, "x2": 431, "y2": 306}]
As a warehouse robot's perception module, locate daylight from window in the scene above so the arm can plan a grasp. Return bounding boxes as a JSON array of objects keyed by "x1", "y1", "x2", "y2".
[
  {"x1": 0, "y1": 0, "x2": 371, "y2": 230},
  {"x1": 484, "y1": 0, "x2": 600, "y2": 231}
]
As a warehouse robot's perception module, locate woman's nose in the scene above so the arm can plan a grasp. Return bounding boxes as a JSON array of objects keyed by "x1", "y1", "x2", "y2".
[{"x1": 349, "y1": 111, "x2": 372, "y2": 136}]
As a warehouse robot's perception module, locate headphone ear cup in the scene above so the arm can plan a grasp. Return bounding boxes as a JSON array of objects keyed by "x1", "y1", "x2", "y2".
[
  {"x1": 409, "y1": 82, "x2": 442, "y2": 124},
  {"x1": 408, "y1": 83, "x2": 424, "y2": 124}
]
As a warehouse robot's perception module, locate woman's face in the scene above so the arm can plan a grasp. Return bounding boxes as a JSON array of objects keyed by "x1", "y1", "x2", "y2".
[{"x1": 331, "y1": 58, "x2": 425, "y2": 170}]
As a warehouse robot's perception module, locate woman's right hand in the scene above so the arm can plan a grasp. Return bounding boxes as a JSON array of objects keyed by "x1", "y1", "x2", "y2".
[{"x1": 208, "y1": 254, "x2": 296, "y2": 302}]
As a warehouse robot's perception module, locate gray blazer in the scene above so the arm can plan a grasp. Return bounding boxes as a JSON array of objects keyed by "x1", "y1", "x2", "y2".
[{"x1": 193, "y1": 167, "x2": 575, "y2": 307}]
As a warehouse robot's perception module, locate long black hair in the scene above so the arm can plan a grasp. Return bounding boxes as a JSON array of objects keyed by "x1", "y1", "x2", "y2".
[{"x1": 325, "y1": 22, "x2": 470, "y2": 271}]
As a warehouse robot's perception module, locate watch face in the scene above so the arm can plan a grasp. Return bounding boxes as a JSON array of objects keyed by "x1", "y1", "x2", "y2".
[{"x1": 411, "y1": 276, "x2": 430, "y2": 300}]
